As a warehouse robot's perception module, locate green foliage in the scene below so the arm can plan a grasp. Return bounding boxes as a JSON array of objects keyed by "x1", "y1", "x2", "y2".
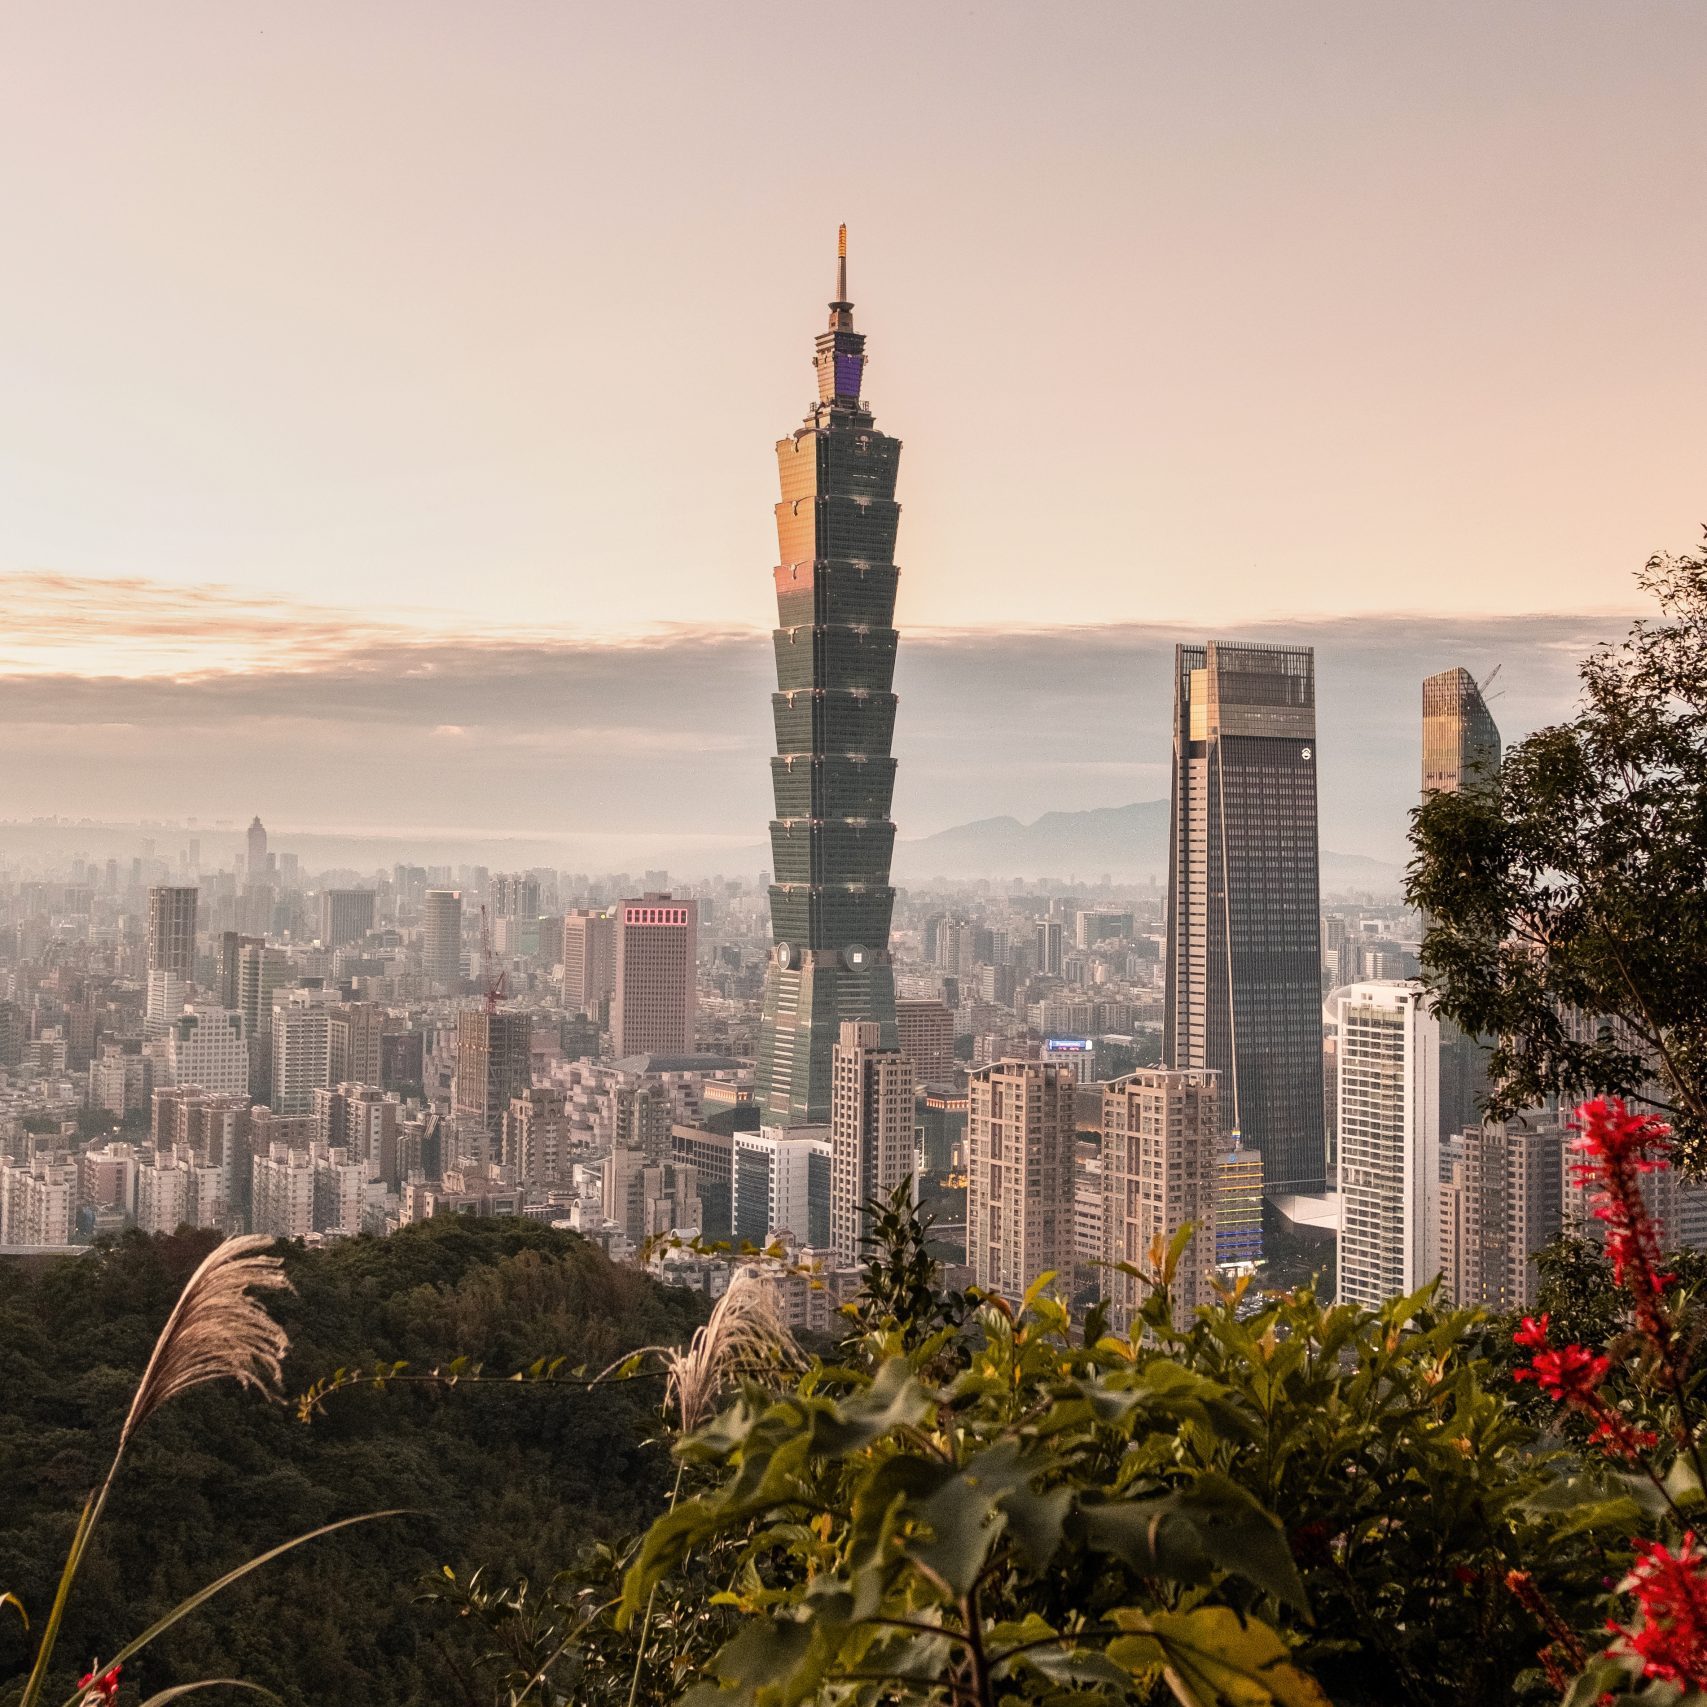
[
  {"x1": 622, "y1": 1287, "x2": 1324, "y2": 1707},
  {"x1": 1407, "y1": 546, "x2": 1707, "y2": 1161},
  {"x1": 606, "y1": 1253, "x2": 1601, "y2": 1707},
  {"x1": 0, "y1": 1220, "x2": 703, "y2": 1707},
  {"x1": 844, "y1": 1179, "x2": 966, "y2": 1353}
]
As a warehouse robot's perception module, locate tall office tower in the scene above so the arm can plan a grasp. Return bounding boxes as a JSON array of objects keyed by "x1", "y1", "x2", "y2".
[
  {"x1": 612, "y1": 894, "x2": 698, "y2": 1058},
  {"x1": 454, "y1": 1008, "x2": 532, "y2": 1163},
  {"x1": 237, "y1": 940, "x2": 289, "y2": 1037},
  {"x1": 1035, "y1": 919, "x2": 1065, "y2": 978},
  {"x1": 320, "y1": 888, "x2": 376, "y2": 950},
  {"x1": 1422, "y1": 666, "x2": 1501, "y2": 796},
  {"x1": 562, "y1": 908, "x2": 617, "y2": 1015},
  {"x1": 423, "y1": 889, "x2": 464, "y2": 992},
  {"x1": 269, "y1": 1002, "x2": 330, "y2": 1116},
  {"x1": 965, "y1": 1059, "x2": 1077, "y2": 1298},
  {"x1": 755, "y1": 230, "x2": 903, "y2": 1127},
  {"x1": 1437, "y1": 1120, "x2": 1565, "y2": 1311},
  {"x1": 894, "y1": 998, "x2": 957, "y2": 1088},
  {"x1": 1421, "y1": 668, "x2": 1502, "y2": 1137},
  {"x1": 828, "y1": 1021, "x2": 914, "y2": 1264},
  {"x1": 1102, "y1": 1069, "x2": 1221, "y2": 1331},
  {"x1": 147, "y1": 885, "x2": 198, "y2": 983},
  {"x1": 1164, "y1": 643, "x2": 1326, "y2": 1196},
  {"x1": 1334, "y1": 981, "x2": 1441, "y2": 1309},
  {"x1": 327, "y1": 1002, "x2": 384, "y2": 1087},
  {"x1": 217, "y1": 930, "x2": 246, "y2": 1010},
  {"x1": 246, "y1": 816, "x2": 268, "y2": 878}
]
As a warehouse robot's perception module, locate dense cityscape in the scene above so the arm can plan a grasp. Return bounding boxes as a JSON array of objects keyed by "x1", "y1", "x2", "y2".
[{"x1": 0, "y1": 240, "x2": 1618, "y2": 1332}]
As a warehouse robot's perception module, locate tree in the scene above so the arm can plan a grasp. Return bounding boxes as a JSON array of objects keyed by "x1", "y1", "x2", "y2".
[{"x1": 1408, "y1": 545, "x2": 1707, "y2": 1163}]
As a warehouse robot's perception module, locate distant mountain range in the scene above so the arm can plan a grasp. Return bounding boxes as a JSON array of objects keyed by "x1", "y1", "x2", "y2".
[{"x1": 892, "y1": 800, "x2": 1403, "y2": 894}]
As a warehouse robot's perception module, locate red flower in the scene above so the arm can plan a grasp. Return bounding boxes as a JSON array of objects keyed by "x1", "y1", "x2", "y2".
[
  {"x1": 77, "y1": 1663, "x2": 121, "y2": 1704},
  {"x1": 1572, "y1": 1098, "x2": 1675, "y2": 1290},
  {"x1": 1513, "y1": 1313, "x2": 1551, "y2": 1350},
  {"x1": 1514, "y1": 1342, "x2": 1610, "y2": 1405},
  {"x1": 1587, "y1": 1418, "x2": 1661, "y2": 1462},
  {"x1": 1610, "y1": 1531, "x2": 1707, "y2": 1689}
]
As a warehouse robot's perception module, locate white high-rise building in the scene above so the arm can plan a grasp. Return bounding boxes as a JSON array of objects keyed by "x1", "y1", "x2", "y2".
[
  {"x1": 732, "y1": 1127, "x2": 831, "y2": 1249},
  {"x1": 134, "y1": 1152, "x2": 191, "y2": 1235},
  {"x1": 0, "y1": 1156, "x2": 77, "y2": 1246},
  {"x1": 162, "y1": 1009, "x2": 249, "y2": 1099},
  {"x1": 1335, "y1": 981, "x2": 1442, "y2": 1309},
  {"x1": 251, "y1": 1143, "x2": 315, "y2": 1239},
  {"x1": 829, "y1": 1021, "x2": 914, "y2": 1265},
  {"x1": 270, "y1": 1002, "x2": 330, "y2": 1116},
  {"x1": 144, "y1": 970, "x2": 186, "y2": 1038}
]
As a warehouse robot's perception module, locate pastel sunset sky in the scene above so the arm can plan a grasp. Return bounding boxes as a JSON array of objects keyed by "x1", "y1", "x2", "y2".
[{"x1": 0, "y1": 1, "x2": 1698, "y2": 859}]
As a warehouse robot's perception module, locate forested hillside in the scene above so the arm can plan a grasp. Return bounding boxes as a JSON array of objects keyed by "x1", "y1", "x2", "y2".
[{"x1": 0, "y1": 1221, "x2": 703, "y2": 1706}]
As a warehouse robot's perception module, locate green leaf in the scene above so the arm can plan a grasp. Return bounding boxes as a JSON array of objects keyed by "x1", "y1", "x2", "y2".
[
  {"x1": 807, "y1": 1358, "x2": 930, "y2": 1457},
  {"x1": 1145, "y1": 1606, "x2": 1331, "y2": 1706},
  {"x1": 1079, "y1": 1476, "x2": 1309, "y2": 1613}
]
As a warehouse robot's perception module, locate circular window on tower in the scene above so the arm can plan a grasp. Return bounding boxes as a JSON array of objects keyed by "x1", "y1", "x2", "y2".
[
  {"x1": 844, "y1": 943, "x2": 869, "y2": 970},
  {"x1": 776, "y1": 942, "x2": 796, "y2": 970}
]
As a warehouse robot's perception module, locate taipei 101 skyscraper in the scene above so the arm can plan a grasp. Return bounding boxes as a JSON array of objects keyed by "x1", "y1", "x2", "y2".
[{"x1": 755, "y1": 228, "x2": 902, "y2": 1126}]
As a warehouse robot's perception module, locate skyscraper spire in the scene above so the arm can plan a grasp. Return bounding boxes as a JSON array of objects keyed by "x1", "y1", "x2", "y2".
[{"x1": 833, "y1": 222, "x2": 849, "y2": 311}]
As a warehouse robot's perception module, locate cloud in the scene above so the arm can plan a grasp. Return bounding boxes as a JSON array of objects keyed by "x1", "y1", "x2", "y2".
[{"x1": 0, "y1": 570, "x2": 1627, "y2": 868}]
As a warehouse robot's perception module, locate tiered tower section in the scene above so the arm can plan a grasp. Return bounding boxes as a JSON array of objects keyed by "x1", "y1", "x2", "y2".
[{"x1": 755, "y1": 229, "x2": 902, "y2": 1125}]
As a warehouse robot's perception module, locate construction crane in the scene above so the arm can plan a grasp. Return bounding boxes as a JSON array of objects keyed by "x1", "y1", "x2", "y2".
[
  {"x1": 1479, "y1": 662, "x2": 1505, "y2": 703},
  {"x1": 478, "y1": 904, "x2": 507, "y2": 1014}
]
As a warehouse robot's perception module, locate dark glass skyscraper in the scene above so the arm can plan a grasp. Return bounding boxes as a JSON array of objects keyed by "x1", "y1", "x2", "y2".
[
  {"x1": 1164, "y1": 642, "x2": 1326, "y2": 1196},
  {"x1": 755, "y1": 230, "x2": 901, "y2": 1126}
]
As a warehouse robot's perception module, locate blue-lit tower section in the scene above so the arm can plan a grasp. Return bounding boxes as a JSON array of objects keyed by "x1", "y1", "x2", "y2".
[{"x1": 755, "y1": 228, "x2": 902, "y2": 1125}]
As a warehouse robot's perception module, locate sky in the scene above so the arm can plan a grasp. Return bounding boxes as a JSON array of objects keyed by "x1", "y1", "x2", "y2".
[{"x1": 0, "y1": 2, "x2": 1698, "y2": 857}]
